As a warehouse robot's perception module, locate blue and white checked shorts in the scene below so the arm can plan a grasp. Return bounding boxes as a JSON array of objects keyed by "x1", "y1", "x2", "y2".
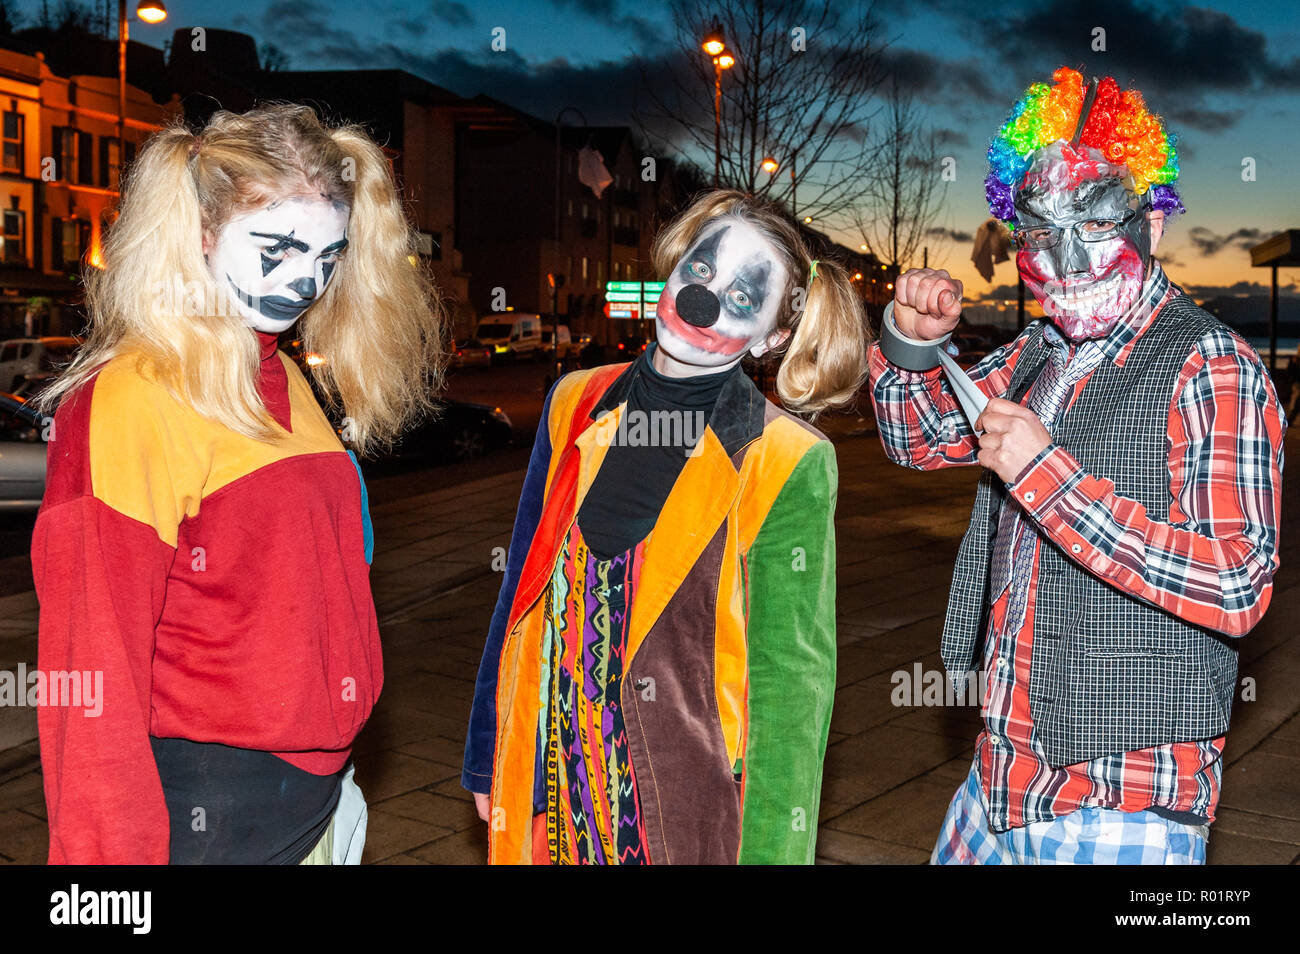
[{"x1": 931, "y1": 759, "x2": 1208, "y2": 865}]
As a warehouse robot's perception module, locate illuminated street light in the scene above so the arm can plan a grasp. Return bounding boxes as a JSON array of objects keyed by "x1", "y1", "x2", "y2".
[
  {"x1": 137, "y1": 0, "x2": 167, "y2": 23},
  {"x1": 702, "y1": 27, "x2": 725, "y2": 57}
]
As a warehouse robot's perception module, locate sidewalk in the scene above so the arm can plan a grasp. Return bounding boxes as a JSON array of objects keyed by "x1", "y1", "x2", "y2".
[{"x1": 1, "y1": 427, "x2": 1297, "y2": 864}]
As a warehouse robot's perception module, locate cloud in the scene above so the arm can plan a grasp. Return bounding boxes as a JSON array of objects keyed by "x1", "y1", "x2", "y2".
[
  {"x1": 926, "y1": 226, "x2": 973, "y2": 242},
  {"x1": 878, "y1": 47, "x2": 1000, "y2": 104},
  {"x1": 1185, "y1": 226, "x2": 1276, "y2": 257},
  {"x1": 1184, "y1": 280, "x2": 1300, "y2": 298},
  {"x1": 433, "y1": 1, "x2": 474, "y2": 28},
  {"x1": 934, "y1": 127, "x2": 971, "y2": 148},
  {"x1": 258, "y1": 0, "x2": 357, "y2": 50},
  {"x1": 913, "y1": 0, "x2": 1300, "y2": 133}
]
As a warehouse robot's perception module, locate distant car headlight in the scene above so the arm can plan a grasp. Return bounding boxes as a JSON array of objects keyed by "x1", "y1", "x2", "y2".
[{"x1": 490, "y1": 407, "x2": 512, "y2": 429}]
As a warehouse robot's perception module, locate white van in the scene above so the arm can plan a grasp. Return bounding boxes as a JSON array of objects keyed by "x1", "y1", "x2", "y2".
[
  {"x1": 540, "y1": 324, "x2": 573, "y2": 359},
  {"x1": 475, "y1": 313, "x2": 542, "y2": 362}
]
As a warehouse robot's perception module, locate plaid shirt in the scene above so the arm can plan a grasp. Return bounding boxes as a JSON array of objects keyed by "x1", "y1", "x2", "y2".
[{"x1": 869, "y1": 263, "x2": 1286, "y2": 830}]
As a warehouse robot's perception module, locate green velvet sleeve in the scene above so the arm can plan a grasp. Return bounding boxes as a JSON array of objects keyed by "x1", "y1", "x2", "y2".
[{"x1": 738, "y1": 439, "x2": 838, "y2": 864}]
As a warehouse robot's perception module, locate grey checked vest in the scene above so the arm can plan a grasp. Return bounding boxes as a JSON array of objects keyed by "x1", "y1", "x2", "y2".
[{"x1": 942, "y1": 295, "x2": 1240, "y2": 767}]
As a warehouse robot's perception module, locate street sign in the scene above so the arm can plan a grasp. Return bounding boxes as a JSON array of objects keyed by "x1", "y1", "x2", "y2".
[
  {"x1": 604, "y1": 302, "x2": 639, "y2": 319},
  {"x1": 604, "y1": 281, "x2": 663, "y2": 318}
]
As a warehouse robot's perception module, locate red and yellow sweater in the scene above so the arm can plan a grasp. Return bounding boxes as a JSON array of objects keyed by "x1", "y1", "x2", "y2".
[{"x1": 33, "y1": 332, "x2": 381, "y2": 864}]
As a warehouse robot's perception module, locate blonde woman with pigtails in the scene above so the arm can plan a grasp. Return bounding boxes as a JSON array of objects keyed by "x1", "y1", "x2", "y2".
[
  {"x1": 32, "y1": 103, "x2": 445, "y2": 864},
  {"x1": 464, "y1": 189, "x2": 869, "y2": 864}
]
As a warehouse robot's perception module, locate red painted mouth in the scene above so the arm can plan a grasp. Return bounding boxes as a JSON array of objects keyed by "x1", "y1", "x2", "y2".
[{"x1": 656, "y1": 290, "x2": 752, "y2": 355}]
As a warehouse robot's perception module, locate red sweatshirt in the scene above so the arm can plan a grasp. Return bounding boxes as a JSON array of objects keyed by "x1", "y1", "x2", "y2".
[{"x1": 33, "y1": 332, "x2": 381, "y2": 864}]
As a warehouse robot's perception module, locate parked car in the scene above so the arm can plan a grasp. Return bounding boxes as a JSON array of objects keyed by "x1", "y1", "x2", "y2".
[
  {"x1": 451, "y1": 337, "x2": 492, "y2": 369},
  {"x1": 385, "y1": 401, "x2": 513, "y2": 462},
  {"x1": 540, "y1": 324, "x2": 574, "y2": 360},
  {"x1": 10, "y1": 372, "x2": 58, "y2": 402},
  {"x1": 475, "y1": 313, "x2": 542, "y2": 363},
  {"x1": 0, "y1": 393, "x2": 47, "y2": 510},
  {"x1": 616, "y1": 335, "x2": 650, "y2": 357},
  {"x1": 0, "y1": 336, "x2": 80, "y2": 391}
]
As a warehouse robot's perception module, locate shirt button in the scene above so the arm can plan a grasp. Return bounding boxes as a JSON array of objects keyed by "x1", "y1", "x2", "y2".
[
  {"x1": 997, "y1": 658, "x2": 1008, "y2": 669},
  {"x1": 1023, "y1": 490, "x2": 1036, "y2": 503},
  {"x1": 1071, "y1": 543, "x2": 1083, "y2": 554}
]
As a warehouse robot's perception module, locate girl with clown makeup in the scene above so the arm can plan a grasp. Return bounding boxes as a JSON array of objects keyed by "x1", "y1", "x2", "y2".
[
  {"x1": 32, "y1": 104, "x2": 445, "y2": 864},
  {"x1": 463, "y1": 190, "x2": 868, "y2": 864},
  {"x1": 870, "y1": 67, "x2": 1285, "y2": 865}
]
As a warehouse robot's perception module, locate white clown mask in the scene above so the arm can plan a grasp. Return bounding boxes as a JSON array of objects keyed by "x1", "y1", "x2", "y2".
[
  {"x1": 205, "y1": 193, "x2": 350, "y2": 334},
  {"x1": 655, "y1": 215, "x2": 790, "y2": 372}
]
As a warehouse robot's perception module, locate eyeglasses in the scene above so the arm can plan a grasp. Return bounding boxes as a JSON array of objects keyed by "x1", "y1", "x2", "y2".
[{"x1": 1013, "y1": 210, "x2": 1139, "y2": 250}]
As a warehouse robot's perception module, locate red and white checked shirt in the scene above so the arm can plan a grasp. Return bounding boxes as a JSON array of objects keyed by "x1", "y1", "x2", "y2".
[{"x1": 868, "y1": 263, "x2": 1286, "y2": 830}]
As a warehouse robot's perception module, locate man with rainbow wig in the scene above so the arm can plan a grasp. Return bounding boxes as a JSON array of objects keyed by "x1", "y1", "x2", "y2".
[{"x1": 868, "y1": 66, "x2": 1286, "y2": 864}]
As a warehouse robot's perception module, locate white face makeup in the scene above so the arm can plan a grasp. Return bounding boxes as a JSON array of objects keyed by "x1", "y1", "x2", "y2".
[
  {"x1": 205, "y1": 193, "x2": 350, "y2": 334},
  {"x1": 654, "y1": 215, "x2": 789, "y2": 375}
]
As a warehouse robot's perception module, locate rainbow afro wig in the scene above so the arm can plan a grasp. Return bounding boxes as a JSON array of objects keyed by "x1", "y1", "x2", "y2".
[{"x1": 985, "y1": 66, "x2": 1184, "y2": 227}]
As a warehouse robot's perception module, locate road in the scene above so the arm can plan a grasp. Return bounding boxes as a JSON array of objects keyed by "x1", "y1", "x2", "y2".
[{"x1": 0, "y1": 359, "x2": 877, "y2": 595}]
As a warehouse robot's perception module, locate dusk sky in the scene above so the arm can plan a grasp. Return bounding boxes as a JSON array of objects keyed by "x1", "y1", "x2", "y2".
[{"x1": 21, "y1": 0, "x2": 1300, "y2": 302}]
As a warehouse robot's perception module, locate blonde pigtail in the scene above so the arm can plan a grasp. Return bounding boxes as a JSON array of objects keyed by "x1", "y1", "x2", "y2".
[{"x1": 776, "y1": 258, "x2": 871, "y2": 416}]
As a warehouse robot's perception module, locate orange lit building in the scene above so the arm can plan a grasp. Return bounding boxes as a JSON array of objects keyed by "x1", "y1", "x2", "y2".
[{"x1": 0, "y1": 46, "x2": 181, "y2": 337}]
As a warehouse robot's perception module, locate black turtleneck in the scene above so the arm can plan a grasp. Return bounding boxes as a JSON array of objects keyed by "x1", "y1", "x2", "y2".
[{"x1": 577, "y1": 343, "x2": 742, "y2": 559}]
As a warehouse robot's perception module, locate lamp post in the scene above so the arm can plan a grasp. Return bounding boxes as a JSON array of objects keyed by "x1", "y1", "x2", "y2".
[
  {"x1": 119, "y1": 0, "x2": 167, "y2": 188},
  {"x1": 702, "y1": 26, "x2": 734, "y2": 188}
]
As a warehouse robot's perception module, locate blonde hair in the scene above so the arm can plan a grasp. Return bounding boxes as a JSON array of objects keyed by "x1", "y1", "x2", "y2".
[
  {"x1": 37, "y1": 102, "x2": 445, "y2": 455},
  {"x1": 650, "y1": 189, "x2": 869, "y2": 415}
]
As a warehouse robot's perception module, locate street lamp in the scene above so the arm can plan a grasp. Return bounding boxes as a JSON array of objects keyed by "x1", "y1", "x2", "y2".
[
  {"x1": 760, "y1": 152, "x2": 799, "y2": 218},
  {"x1": 702, "y1": 27, "x2": 725, "y2": 57},
  {"x1": 118, "y1": 1, "x2": 167, "y2": 189},
  {"x1": 702, "y1": 25, "x2": 734, "y2": 188}
]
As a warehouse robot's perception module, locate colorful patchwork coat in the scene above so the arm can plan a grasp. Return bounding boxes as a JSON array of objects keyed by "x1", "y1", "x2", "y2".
[{"x1": 463, "y1": 361, "x2": 838, "y2": 864}]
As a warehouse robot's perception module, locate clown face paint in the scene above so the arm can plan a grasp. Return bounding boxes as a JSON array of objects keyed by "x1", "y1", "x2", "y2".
[
  {"x1": 1014, "y1": 142, "x2": 1152, "y2": 341},
  {"x1": 654, "y1": 215, "x2": 789, "y2": 374},
  {"x1": 205, "y1": 193, "x2": 350, "y2": 334}
]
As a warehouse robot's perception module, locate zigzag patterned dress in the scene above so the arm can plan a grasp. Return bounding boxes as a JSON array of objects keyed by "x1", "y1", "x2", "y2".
[{"x1": 537, "y1": 521, "x2": 650, "y2": 864}]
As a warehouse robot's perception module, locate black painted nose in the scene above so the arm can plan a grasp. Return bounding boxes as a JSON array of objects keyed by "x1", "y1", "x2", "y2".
[
  {"x1": 289, "y1": 276, "x2": 317, "y2": 300},
  {"x1": 676, "y1": 283, "x2": 720, "y2": 328}
]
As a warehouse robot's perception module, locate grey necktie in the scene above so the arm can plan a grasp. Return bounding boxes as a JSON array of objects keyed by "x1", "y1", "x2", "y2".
[{"x1": 987, "y1": 335, "x2": 1106, "y2": 634}]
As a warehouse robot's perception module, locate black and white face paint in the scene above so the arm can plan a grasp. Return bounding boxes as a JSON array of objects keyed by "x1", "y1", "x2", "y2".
[
  {"x1": 206, "y1": 193, "x2": 350, "y2": 334},
  {"x1": 655, "y1": 215, "x2": 789, "y2": 372}
]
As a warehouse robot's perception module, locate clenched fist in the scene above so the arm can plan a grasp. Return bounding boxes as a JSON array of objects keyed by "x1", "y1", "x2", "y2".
[
  {"x1": 893, "y1": 268, "x2": 964, "y2": 341},
  {"x1": 975, "y1": 398, "x2": 1053, "y2": 483}
]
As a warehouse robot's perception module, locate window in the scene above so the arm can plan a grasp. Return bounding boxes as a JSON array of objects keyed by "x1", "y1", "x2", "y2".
[
  {"x1": 567, "y1": 199, "x2": 573, "y2": 218},
  {"x1": 2, "y1": 209, "x2": 25, "y2": 264},
  {"x1": 54, "y1": 127, "x2": 75, "y2": 182},
  {"x1": 581, "y1": 256, "x2": 588, "y2": 283},
  {"x1": 52, "y1": 218, "x2": 90, "y2": 271},
  {"x1": 2, "y1": 110, "x2": 23, "y2": 175},
  {"x1": 613, "y1": 261, "x2": 620, "y2": 279},
  {"x1": 597, "y1": 261, "x2": 604, "y2": 286},
  {"x1": 100, "y1": 136, "x2": 121, "y2": 190},
  {"x1": 613, "y1": 211, "x2": 621, "y2": 227},
  {"x1": 77, "y1": 131, "x2": 92, "y2": 184},
  {"x1": 581, "y1": 202, "x2": 588, "y2": 220}
]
